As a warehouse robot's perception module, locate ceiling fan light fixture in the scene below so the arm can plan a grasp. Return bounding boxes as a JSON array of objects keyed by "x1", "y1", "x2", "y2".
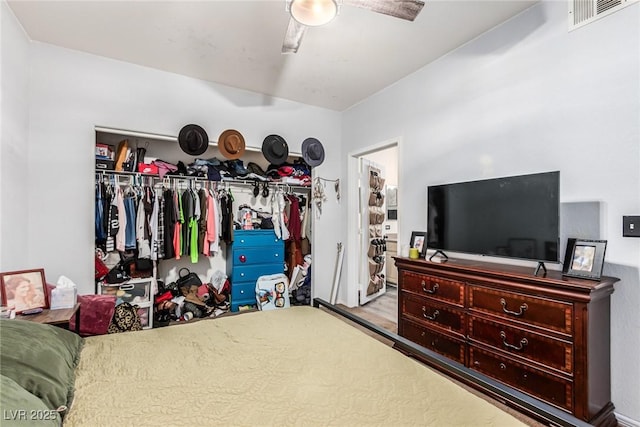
[{"x1": 290, "y1": 0, "x2": 338, "y2": 27}]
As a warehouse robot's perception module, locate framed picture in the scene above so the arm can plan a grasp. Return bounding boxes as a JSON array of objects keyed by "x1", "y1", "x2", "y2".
[
  {"x1": 386, "y1": 186, "x2": 398, "y2": 208},
  {"x1": 410, "y1": 231, "x2": 427, "y2": 257},
  {"x1": 562, "y1": 239, "x2": 607, "y2": 280},
  {"x1": 0, "y1": 269, "x2": 49, "y2": 314}
]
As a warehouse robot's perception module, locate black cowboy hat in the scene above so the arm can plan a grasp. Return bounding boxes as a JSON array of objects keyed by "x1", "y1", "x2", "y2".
[
  {"x1": 262, "y1": 134, "x2": 289, "y2": 166},
  {"x1": 301, "y1": 137, "x2": 325, "y2": 167},
  {"x1": 178, "y1": 124, "x2": 209, "y2": 156}
]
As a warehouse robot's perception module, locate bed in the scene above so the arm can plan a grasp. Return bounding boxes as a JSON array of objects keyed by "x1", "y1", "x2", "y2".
[{"x1": 0, "y1": 304, "x2": 529, "y2": 426}]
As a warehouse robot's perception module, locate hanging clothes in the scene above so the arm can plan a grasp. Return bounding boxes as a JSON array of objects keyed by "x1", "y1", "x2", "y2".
[
  {"x1": 287, "y1": 194, "x2": 302, "y2": 242},
  {"x1": 181, "y1": 189, "x2": 194, "y2": 257},
  {"x1": 150, "y1": 188, "x2": 160, "y2": 261},
  {"x1": 95, "y1": 183, "x2": 106, "y2": 242},
  {"x1": 197, "y1": 188, "x2": 208, "y2": 255},
  {"x1": 220, "y1": 190, "x2": 234, "y2": 245},
  {"x1": 115, "y1": 187, "x2": 127, "y2": 252},
  {"x1": 189, "y1": 189, "x2": 200, "y2": 264},
  {"x1": 104, "y1": 183, "x2": 117, "y2": 253},
  {"x1": 163, "y1": 188, "x2": 176, "y2": 259},
  {"x1": 174, "y1": 190, "x2": 183, "y2": 259},
  {"x1": 123, "y1": 194, "x2": 137, "y2": 250}
]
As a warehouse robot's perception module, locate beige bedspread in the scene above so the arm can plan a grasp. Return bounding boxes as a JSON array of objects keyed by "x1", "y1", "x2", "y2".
[{"x1": 65, "y1": 307, "x2": 525, "y2": 426}]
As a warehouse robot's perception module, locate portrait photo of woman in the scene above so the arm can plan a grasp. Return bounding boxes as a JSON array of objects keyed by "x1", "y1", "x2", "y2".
[{"x1": 1, "y1": 269, "x2": 48, "y2": 314}]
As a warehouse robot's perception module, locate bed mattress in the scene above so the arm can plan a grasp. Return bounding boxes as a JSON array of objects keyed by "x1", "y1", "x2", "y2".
[{"x1": 65, "y1": 306, "x2": 526, "y2": 426}]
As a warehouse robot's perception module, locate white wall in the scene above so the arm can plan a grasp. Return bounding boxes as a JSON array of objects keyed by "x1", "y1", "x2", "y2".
[
  {"x1": 343, "y1": 1, "x2": 639, "y2": 422},
  {"x1": 21, "y1": 41, "x2": 341, "y2": 300},
  {"x1": 0, "y1": 1, "x2": 30, "y2": 271}
]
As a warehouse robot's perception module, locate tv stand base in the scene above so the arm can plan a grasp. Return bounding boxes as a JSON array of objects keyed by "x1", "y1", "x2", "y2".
[
  {"x1": 429, "y1": 250, "x2": 449, "y2": 262},
  {"x1": 534, "y1": 261, "x2": 547, "y2": 276}
]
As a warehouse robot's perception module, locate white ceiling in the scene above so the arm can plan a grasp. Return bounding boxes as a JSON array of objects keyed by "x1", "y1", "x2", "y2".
[{"x1": 8, "y1": 0, "x2": 537, "y2": 111}]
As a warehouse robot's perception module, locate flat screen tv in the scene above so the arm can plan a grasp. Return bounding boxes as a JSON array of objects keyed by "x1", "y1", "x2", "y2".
[{"x1": 427, "y1": 171, "x2": 560, "y2": 264}]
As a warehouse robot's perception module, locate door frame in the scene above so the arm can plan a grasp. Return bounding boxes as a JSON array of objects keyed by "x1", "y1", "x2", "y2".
[{"x1": 346, "y1": 137, "x2": 403, "y2": 308}]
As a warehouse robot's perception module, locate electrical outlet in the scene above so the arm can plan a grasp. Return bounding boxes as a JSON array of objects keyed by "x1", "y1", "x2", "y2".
[{"x1": 623, "y1": 216, "x2": 640, "y2": 237}]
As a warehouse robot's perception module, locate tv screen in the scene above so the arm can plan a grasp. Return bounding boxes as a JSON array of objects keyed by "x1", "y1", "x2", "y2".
[{"x1": 427, "y1": 171, "x2": 560, "y2": 263}]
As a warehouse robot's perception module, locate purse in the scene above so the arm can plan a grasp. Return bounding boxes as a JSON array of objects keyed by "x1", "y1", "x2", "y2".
[
  {"x1": 176, "y1": 268, "x2": 202, "y2": 289},
  {"x1": 108, "y1": 302, "x2": 143, "y2": 333},
  {"x1": 105, "y1": 262, "x2": 130, "y2": 284},
  {"x1": 95, "y1": 253, "x2": 110, "y2": 280}
]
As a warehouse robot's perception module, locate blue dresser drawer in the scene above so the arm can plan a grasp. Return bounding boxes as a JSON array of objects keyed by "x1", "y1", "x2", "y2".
[
  {"x1": 234, "y1": 230, "x2": 281, "y2": 248},
  {"x1": 231, "y1": 281, "x2": 257, "y2": 301},
  {"x1": 232, "y1": 247, "x2": 284, "y2": 265},
  {"x1": 232, "y1": 263, "x2": 283, "y2": 284}
]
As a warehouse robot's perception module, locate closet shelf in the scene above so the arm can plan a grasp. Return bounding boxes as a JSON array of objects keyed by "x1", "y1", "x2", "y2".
[{"x1": 95, "y1": 170, "x2": 312, "y2": 191}]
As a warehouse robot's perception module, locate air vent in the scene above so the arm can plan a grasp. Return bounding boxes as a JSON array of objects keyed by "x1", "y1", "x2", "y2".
[{"x1": 569, "y1": 0, "x2": 637, "y2": 30}]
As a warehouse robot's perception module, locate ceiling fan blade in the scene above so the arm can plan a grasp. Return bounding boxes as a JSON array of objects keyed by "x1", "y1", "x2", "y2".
[
  {"x1": 343, "y1": 0, "x2": 425, "y2": 21},
  {"x1": 282, "y1": 18, "x2": 308, "y2": 54}
]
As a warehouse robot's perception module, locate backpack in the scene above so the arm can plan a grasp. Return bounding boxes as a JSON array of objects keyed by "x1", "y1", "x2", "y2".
[{"x1": 108, "y1": 302, "x2": 143, "y2": 333}]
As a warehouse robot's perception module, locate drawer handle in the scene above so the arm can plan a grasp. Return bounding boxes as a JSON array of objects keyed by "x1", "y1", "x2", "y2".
[
  {"x1": 422, "y1": 307, "x2": 439, "y2": 321},
  {"x1": 421, "y1": 280, "x2": 439, "y2": 294},
  {"x1": 500, "y1": 331, "x2": 528, "y2": 351},
  {"x1": 500, "y1": 298, "x2": 528, "y2": 317},
  {"x1": 499, "y1": 363, "x2": 507, "y2": 370},
  {"x1": 275, "y1": 253, "x2": 279, "y2": 257}
]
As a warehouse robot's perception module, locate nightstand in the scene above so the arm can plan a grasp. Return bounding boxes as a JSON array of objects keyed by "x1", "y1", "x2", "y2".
[{"x1": 15, "y1": 303, "x2": 81, "y2": 334}]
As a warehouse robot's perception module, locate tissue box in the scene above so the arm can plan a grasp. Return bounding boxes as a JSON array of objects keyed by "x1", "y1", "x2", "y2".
[{"x1": 50, "y1": 287, "x2": 77, "y2": 310}]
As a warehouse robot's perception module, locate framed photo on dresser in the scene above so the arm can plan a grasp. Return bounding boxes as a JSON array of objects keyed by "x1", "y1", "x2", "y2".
[{"x1": 562, "y1": 238, "x2": 607, "y2": 280}]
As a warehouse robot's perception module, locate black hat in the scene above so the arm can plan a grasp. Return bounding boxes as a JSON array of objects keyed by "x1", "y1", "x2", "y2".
[
  {"x1": 178, "y1": 124, "x2": 209, "y2": 156},
  {"x1": 262, "y1": 135, "x2": 289, "y2": 166},
  {"x1": 301, "y1": 137, "x2": 325, "y2": 167}
]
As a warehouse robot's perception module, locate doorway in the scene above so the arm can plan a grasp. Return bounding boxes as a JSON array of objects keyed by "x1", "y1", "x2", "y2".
[{"x1": 343, "y1": 139, "x2": 401, "y2": 333}]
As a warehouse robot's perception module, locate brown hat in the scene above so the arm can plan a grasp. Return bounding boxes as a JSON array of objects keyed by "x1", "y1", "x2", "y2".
[
  {"x1": 262, "y1": 134, "x2": 289, "y2": 165},
  {"x1": 217, "y1": 129, "x2": 246, "y2": 160},
  {"x1": 178, "y1": 124, "x2": 209, "y2": 156}
]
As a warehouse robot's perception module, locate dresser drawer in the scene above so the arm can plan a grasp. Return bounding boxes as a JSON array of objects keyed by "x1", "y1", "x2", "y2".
[
  {"x1": 232, "y1": 263, "x2": 284, "y2": 284},
  {"x1": 133, "y1": 301, "x2": 153, "y2": 330},
  {"x1": 468, "y1": 285, "x2": 572, "y2": 335},
  {"x1": 232, "y1": 247, "x2": 284, "y2": 266},
  {"x1": 402, "y1": 293, "x2": 465, "y2": 336},
  {"x1": 402, "y1": 271, "x2": 464, "y2": 306},
  {"x1": 231, "y1": 281, "x2": 256, "y2": 302},
  {"x1": 402, "y1": 319, "x2": 465, "y2": 364},
  {"x1": 233, "y1": 230, "x2": 282, "y2": 248},
  {"x1": 469, "y1": 346, "x2": 573, "y2": 412},
  {"x1": 100, "y1": 279, "x2": 152, "y2": 305},
  {"x1": 468, "y1": 316, "x2": 573, "y2": 374}
]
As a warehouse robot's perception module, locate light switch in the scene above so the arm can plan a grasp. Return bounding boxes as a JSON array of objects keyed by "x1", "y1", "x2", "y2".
[{"x1": 623, "y1": 216, "x2": 640, "y2": 237}]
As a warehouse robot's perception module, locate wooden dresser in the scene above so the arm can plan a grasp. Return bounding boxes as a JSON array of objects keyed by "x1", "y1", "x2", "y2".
[{"x1": 394, "y1": 257, "x2": 619, "y2": 426}]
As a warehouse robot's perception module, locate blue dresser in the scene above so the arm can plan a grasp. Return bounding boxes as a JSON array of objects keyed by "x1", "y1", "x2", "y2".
[{"x1": 227, "y1": 229, "x2": 284, "y2": 312}]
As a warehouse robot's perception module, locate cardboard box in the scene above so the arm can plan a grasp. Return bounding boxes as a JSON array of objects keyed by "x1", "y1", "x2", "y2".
[{"x1": 95, "y1": 143, "x2": 115, "y2": 160}]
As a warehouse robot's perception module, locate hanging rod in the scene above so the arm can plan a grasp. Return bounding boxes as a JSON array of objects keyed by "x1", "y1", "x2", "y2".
[
  {"x1": 95, "y1": 170, "x2": 311, "y2": 191},
  {"x1": 94, "y1": 125, "x2": 303, "y2": 156}
]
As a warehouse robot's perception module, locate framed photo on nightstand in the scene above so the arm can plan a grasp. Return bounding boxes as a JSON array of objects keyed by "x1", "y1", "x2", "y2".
[{"x1": 0, "y1": 269, "x2": 49, "y2": 314}]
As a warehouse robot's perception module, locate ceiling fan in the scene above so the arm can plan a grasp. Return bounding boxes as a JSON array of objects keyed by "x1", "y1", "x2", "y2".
[{"x1": 282, "y1": 0, "x2": 426, "y2": 54}]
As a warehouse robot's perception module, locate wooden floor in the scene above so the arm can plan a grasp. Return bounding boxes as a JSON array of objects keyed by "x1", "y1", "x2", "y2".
[
  {"x1": 338, "y1": 285, "x2": 398, "y2": 334},
  {"x1": 336, "y1": 284, "x2": 546, "y2": 427}
]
